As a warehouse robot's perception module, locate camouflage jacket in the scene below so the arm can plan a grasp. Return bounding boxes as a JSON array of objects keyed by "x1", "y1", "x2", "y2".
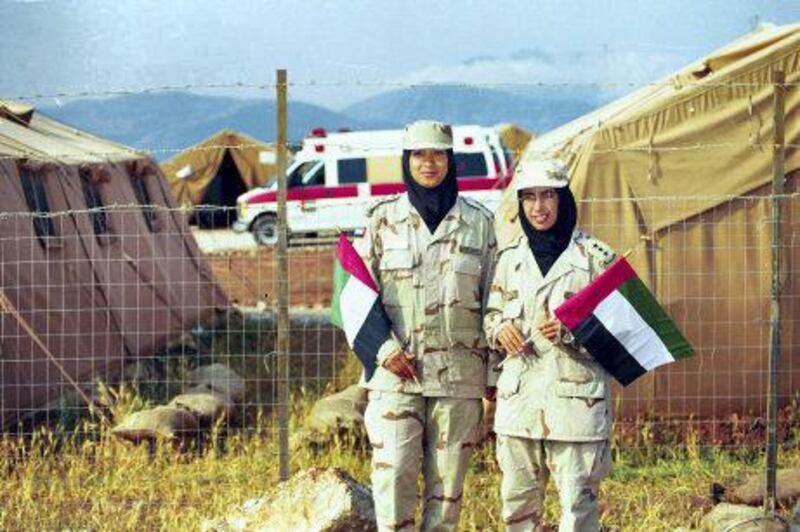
[
  {"x1": 483, "y1": 230, "x2": 617, "y2": 441},
  {"x1": 356, "y1": 194, "x2": 498, "y2": 398}
]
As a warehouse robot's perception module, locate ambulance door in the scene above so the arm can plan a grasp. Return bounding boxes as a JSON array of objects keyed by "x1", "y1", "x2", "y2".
[
  {"x1": 287, "y1": 159, "x2": 325, "y2": 233},
  {"x1": 323, "y1": 157, "x2": 368, "y2": 232}
]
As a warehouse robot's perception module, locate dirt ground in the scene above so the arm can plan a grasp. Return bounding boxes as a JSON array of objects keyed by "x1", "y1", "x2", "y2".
[{"x1": 206, "y1": 245, "x2": 336, "y2": 309}]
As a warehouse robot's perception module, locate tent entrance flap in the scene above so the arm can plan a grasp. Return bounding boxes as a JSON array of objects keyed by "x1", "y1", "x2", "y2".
[{"x1": 196, "y1": 150, "x2": 248, "y2": 228}]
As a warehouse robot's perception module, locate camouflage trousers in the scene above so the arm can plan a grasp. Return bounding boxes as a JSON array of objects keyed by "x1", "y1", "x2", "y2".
[
  {"x1": 364, "y1": 391, "x2": 482, "y2": 532},
  {"x1": 496, "y1": 436, "x2": 611, "y2": 532}
]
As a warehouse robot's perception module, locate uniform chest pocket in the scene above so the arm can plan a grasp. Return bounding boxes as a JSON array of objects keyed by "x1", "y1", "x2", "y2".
[
  {"x1": 496, "y1": 366, "x2": 522, "y2": 399},
  {"x1": 555, "y1": 352, "x2": 603, "y2": 385},
  {"x1": 379, "y1": 250, "x2": 415, "y2": 306},
  {"x1": 380, "y1": 249, "x2": 414, "y2": 270},
  {"x1": 554, "y1": 380, "x2": 607, "y2": 400},
  {"x1": 450, "y1": 255, "x2": 482, "y2": 308},
  {"x1": 453, "y1": 255, "x2": 481, "y2": 275}
]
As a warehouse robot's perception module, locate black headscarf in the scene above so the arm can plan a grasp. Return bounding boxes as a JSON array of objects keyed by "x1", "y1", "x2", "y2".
[
  {"x1": 402, "y1": 149, "x2": 459, "y2": 233},
  {"x1": 518, "y1": 186, "x2": 577, "y2": 276}
]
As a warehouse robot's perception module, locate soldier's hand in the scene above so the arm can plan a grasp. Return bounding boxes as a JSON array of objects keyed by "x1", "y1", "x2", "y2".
[
  {"x1": 383, "y1": 351, "x2": 418, "y2": 381},
  {"x1": 497, "y1": 323, "x2": 526, "y2": 354},
  {"x1": 538, "y1": 318, "x2": 561, "y2": 343}
]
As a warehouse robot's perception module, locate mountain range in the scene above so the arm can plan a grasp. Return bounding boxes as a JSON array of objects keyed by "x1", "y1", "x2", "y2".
[{"x1": 40, "y1": 85, "x2": 602, "y2": 160}]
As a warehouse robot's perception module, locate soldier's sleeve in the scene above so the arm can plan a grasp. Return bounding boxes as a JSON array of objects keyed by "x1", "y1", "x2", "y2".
[
  {"x1": 354, "y1": 209, "x2": 403, "y2": 365},
  {"x1": 483, "y1": 247, "x2": 508, "y2": 354},
  {"x1": 479, "y1": 223, "x2": 503, "y2": 387}
]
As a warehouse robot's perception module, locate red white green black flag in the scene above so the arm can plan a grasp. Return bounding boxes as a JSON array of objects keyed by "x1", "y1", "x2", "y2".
[
  {"x1": 554, "y1": 257, "x2": 694, "y2": 386},
  {"x1": 330, "y1": 234, "x2": 393, "y2": 381}
]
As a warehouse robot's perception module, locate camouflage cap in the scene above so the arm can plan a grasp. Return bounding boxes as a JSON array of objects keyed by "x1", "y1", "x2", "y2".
[
  {"x1": 513, "y1": 158, "x2": 570, "y2": 191},
  {"x1": 402, "y1": 120, "x2": 453, "y2": 150}
]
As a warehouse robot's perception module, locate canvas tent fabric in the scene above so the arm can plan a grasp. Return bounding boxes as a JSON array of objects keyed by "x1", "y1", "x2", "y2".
[
  {"x1": 160, "y1": 130, "x2": 277, "y2": 223},
  {"x1": 0, "y1": 99, "x2": 229, "y2": 428},
  {"x1": 498, "y1": 24, "x2": 800, "y2": 418},
  {"x1": 495, "y1": 123, "x2": 533, "y2": 166}
]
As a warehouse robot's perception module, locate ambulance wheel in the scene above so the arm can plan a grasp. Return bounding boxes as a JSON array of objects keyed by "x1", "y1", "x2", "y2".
[{"x1": 251, "y1": 214, "x2": 278, "y2": 246}]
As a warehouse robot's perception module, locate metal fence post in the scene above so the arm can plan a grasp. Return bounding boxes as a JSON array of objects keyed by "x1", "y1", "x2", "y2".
[
  {"x1": 275, "y1": 69, "x2": 290, "y2": 482},
  {"x1": 765, "y1": 68, "x2": 785, "y2": 516}
]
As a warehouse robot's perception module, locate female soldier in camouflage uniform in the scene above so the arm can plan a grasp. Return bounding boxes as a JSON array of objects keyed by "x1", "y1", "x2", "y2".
[
  {"x1": 356, "y1": 120, "x2": 498, "y2": 531},
  {"x1": 484, "y1": 159, "x2": 616, "y2": 532}
]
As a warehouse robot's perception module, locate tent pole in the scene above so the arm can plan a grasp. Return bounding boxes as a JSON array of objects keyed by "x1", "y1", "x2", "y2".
[
  {"x1": 0, "y1": 290, "x2": 109, "y2": 427},
  {"x1": 275, "y1": 69, "x2": 290, "y2": 482},
  {"x1": 765, "y1": 69, "x2": 785, "y2": 517}
]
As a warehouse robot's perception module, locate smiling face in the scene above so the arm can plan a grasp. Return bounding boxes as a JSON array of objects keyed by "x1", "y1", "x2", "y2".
[
  {"x1": 408, "y1": 149, "x2": 449, "y2": 188},
  {"x1": 519, "y1": 186, "x2": 559, "y2": 231}
]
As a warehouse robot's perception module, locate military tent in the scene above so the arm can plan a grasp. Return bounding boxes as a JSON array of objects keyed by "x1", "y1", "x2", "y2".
[
  {"x1": 160, "y1": 130, "x2": 278, "y2": 228},
  {"x1": 499, "y1": 23, "x2": 800, "y2": 418},
  {"x1": 0, "y1": 98, "x2": 229, "y2": 428},
  {"x1": 495, "y1": 123, "x2": 534, "y2": 166}
]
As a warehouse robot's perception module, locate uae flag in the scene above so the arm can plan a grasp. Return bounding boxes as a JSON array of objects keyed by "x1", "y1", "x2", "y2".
[
  {"x1": 330, "y1": 234, "x2": 393, "y2": 382},
  {"x1": 554, "y1": 257, "x2": 694, "y2": 386}
]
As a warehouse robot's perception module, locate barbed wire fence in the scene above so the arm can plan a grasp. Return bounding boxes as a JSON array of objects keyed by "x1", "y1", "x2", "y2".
[{"x1": 0, "y1": 69, "x2": 798, "y2": 525}]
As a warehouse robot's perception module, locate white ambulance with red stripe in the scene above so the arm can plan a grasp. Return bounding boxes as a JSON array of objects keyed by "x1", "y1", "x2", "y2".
[{"x1": 233, "y1": 125, "x2": 512, "y2": 245}]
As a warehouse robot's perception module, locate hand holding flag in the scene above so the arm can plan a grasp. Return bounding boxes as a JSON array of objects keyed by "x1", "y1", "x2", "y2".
[
  {"x1": 554, "y1": 257, "x2": 694, "y2": 386},
  {"x1": 383, "y1": 351, "x2": 419, "y2": 382}
]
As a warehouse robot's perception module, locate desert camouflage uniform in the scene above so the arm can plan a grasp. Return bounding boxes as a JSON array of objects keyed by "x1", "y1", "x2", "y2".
[
  {"x1": 356, "y1": 193, "x2": 497, "y2": 532},
  {"x1": 483, "y1": 230, "x2": 616, "y2": 532}
]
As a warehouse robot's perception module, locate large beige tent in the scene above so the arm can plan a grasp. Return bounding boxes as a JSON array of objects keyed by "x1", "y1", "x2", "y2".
[
  {"x1": 161, "y1": 130, "x2": 277, "y2": 227},
  {"x1": 499, "y1": 24, "x2": 800, "y2": 418},
  {"x1": 0, "y1": 99, "x2": 229, "y2": 428}
]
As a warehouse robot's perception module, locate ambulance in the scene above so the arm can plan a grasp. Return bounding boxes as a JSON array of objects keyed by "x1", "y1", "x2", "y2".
[{"x1": 233, "y1": 125, "x2": 513, "y2": 245}]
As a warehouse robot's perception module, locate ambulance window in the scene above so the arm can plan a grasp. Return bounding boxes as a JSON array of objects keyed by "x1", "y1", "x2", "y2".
[
  {"x1": 337, "y1": 158, "x2": 367, "y2": 184},
  {"x1": 454, "y1": 153, "x2": 487, "y2": 178},
  {"x1": 304, "y1": 165, "x2": 325, "y2": 186},
  {"x1": 288, "y1": 161, "x2": 322, "y2": 188}
]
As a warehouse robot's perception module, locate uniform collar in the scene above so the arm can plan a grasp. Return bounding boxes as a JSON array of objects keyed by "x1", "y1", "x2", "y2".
[
  {"x1": 391, "y1": 194, "x2": 465, "y2": 242},
  {"x1": 430, "y1": 196, "x2": 464, "y2": 242},
  {"x1": 539, "y1": 230, "x2": 590, "y2": 286}
]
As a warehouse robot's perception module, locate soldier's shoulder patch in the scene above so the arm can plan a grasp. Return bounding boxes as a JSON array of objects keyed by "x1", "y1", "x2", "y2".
[
  {"x1": 460, "y1": 196, "x2": 494, "y2": 221},
  {"x1": 576, "y1": 231, "x2": 617, "y2": 267},
  {"x1": 366, "y1": 194, "x2": 400, "y2": 216}
]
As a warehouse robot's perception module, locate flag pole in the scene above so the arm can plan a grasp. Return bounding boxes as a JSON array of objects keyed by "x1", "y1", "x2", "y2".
[
  {"x1": 765, "y1": 68, "x2": 785, "y2": 518},
  {"x1": 275, "y1": 68, "x2": 290, "y2": 482}
]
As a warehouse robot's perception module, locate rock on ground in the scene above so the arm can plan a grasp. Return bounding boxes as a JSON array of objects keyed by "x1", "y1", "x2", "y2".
[
  {"x1": 293, "y1": 385, "x2": 369, "y2": 451},
  {"x1": 725, "y1": 468, "x2": 800, "y2": 508},
  {"x1": 111, "y1": 406, "x2": 199, "y2": 448},
  {"x1": 188, "y1": 363, "x2": 246, "y2": 403},
  {"x1": 168, "y1": 391, "x2": 235, "y2": 427},
  {"x1": 701, "y1": 503, "x2": 788, "y2": 531},
  {"x1": 202, "y1": 467, "x2": 376, "y2": 532}
]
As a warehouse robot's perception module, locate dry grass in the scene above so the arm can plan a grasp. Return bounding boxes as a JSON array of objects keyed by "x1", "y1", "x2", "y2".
[
  {"x1": 2, "y1": 350, "x2": 798, "y2": 530},
  {"x1": 2, "y1": 387, "x2": 798, "y2": 531}
]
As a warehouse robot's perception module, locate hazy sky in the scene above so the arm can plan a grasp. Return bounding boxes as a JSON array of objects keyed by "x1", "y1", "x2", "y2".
[{"x1": 2, "y1": 0, "x2": 799, "y2": 109}]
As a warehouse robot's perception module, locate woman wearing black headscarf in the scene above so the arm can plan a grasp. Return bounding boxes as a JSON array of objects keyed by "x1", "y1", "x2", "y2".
[
  {"x1": 483, "y1": 159, "x2": 618, "y2": 531},
  {"x1": 356, "y1": 120, "x2": 498, "y2": 531}
]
